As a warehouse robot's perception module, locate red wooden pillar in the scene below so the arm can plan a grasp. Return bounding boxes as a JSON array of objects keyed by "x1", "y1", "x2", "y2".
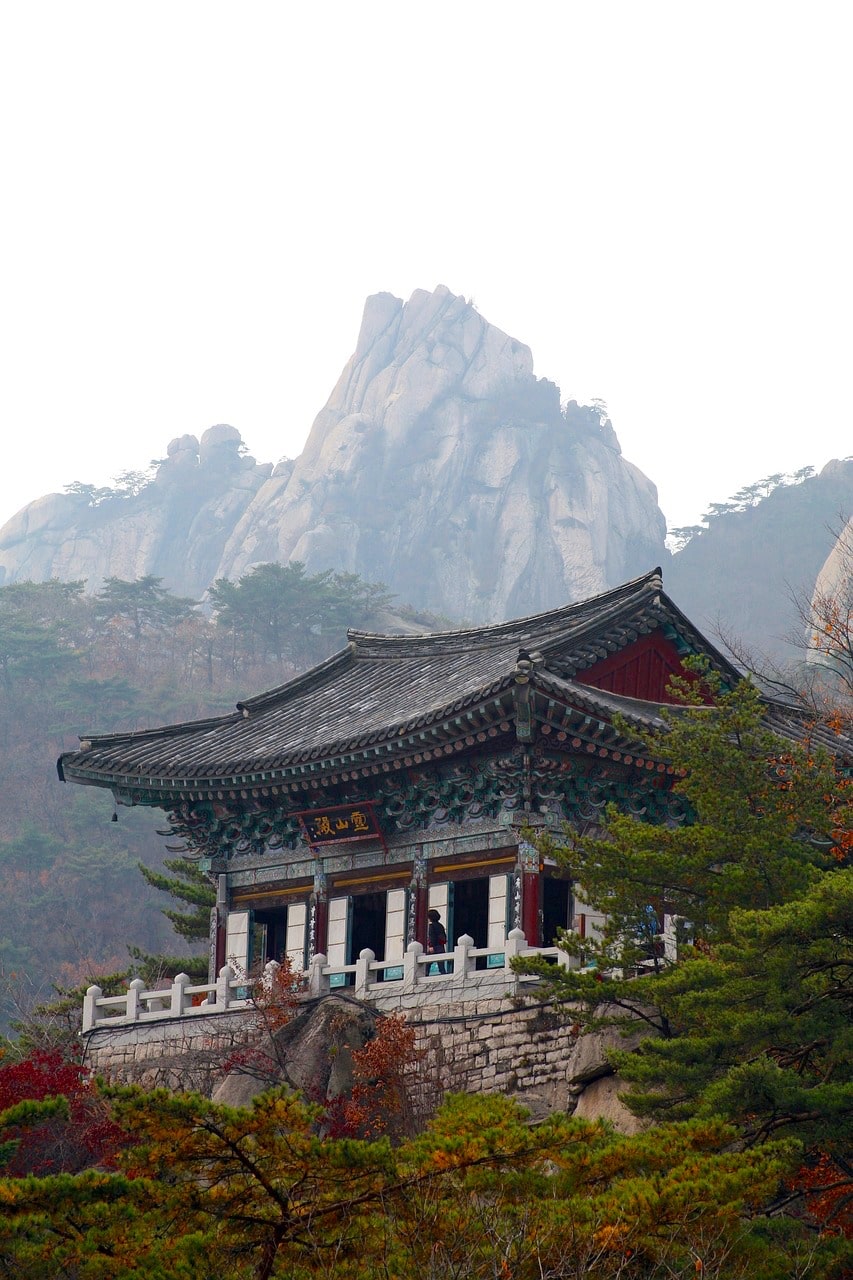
[
  {"x1": 214, "y1": 910, "x2": 226, "y2": 974},
  {"x1": 517, "y1": 836, "x2": 542, "y2": 946},
  {"x1": 522, "y1": 869, "x2": 541, "y2": 946},
  {"x1": 313, "y1": 895, "x2": 328, "y2": 958}
]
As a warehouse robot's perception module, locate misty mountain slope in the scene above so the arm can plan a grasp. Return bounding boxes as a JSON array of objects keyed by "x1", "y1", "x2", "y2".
[
  {"x1": 0, "y1": 286, "x2": 666, "y2": 620},
  {"x1": 665, "y1": 459, "x2": 853, "y2": 664}
]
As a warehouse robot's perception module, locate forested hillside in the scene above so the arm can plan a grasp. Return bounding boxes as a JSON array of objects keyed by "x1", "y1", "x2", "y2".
[
  {"x1": 0, "y1": 565, "x2": 405, "y2": 1031},
  {"x1": 666, "y1": 458, "x2": 853, "y2": 663}
]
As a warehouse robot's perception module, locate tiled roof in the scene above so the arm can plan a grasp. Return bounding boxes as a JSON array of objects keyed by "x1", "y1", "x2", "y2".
[{"x1": 59, "y1": 568, "x2": 841, "y2": 797}]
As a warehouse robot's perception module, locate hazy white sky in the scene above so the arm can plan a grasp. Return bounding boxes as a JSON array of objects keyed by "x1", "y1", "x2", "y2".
[{"x1": 1, "y1": 2, "x2": 850, "y2": 536}]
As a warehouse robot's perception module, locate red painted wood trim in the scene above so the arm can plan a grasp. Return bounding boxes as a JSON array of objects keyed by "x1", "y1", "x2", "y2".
[
  {"x1": 580, "y1": 630, "x2": 694, "y2": 704},
  {"x1": 522, "y1": 871, "x2": 541, "y2": 946}
]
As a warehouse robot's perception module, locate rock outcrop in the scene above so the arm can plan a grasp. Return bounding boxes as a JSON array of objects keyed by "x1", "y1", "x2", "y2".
[
  {"x1": 215, "y1": 287, "x2": 666, "y2": 621},
  {"x1": 0, "y1": 424, "x2": 272, "y2": 599},
  {"x1": 562, "y1": 1004, "x2": 653, "y2": 1136},
  {"x1": 807, "y1": 505, "x2": 853, "y2": 667},
  {"x1": 0, "y1": 287, "x2": 667, "y2": 618},
  {"x1": 212, "y1": 995, "x2": 378, "y2": 1111}
]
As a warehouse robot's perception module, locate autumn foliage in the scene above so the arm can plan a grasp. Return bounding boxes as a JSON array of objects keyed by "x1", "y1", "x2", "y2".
[
  {"x1": 324, "y1": 1012, "x2": 426, "y2": 1141},
  {"x1": 4, "y1": 1084, "x2": 842, "y2": 1280},
  {"x1": 0, "y1": 1048, "x2": 124, "y2": 1176},
  {"x1": 790, "y1": 1152, "x2": 853, "y2": 1238}
]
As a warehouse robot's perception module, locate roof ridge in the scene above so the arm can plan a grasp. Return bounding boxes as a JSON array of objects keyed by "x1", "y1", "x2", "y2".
[
  {"x1": 534, "y1": 667, "x2": 670, "y2": 723},
  {"x1": 236, "y1": 644, "x2": 356, "y2": 713},
  {"x1": 655, "y1": 587, "x2": 743, "y2": 678},
  {"x1": 348, "y1": 568, "x2": 665, "y2": 654},
  {"x1": 536, "y1": 585, "x2": 663, "y2": 658}
]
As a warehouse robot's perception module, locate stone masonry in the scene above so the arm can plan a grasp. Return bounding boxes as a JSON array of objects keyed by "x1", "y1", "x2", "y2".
[{"x1": 83, "y1": 994, "x2": 582, "y2": 1116}]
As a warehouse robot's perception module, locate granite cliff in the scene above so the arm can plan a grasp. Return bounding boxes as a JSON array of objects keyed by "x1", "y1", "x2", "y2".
[
  {"x1": 215, "y1": 287, "x2": 666, "y2": 620},
  {"x1": 812, "y1": 513, "x2": 853, "y2": 610},
  {"x1": 0, "y1": 425, "x2": 273, "y2": 600},
  {"x1": 807, "y1": 505, "x2": 853, "y2": 671},
  {"x1": 0, "y1": 287, "x2": 667, "y2": 620}
]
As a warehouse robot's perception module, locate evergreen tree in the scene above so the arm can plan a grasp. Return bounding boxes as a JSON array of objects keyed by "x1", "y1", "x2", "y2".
[
  {"x1": 2, "y1": 1088, "x2": 832, "y2": 1279},
  {"x1": 209, "y1": 561, "x2": 392, "y2": 671},
  {"x1": 519, "y1": 669, "x2": 852, "y2": 1232},
  {"x1": 130, "y1": 858, "x2": 215, "y2": 982},
  {"x1": 95, "y1": 575, "x2": 198, "y2": 644},
  {"x1": 534, "y1": 672, "x2": 838, "y2": 960}
]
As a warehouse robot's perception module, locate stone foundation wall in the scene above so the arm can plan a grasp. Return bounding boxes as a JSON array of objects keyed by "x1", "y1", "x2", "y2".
[
  {"x1": 83, "y1": 994, "x2": 579, "y2": 1112},
  {"x1": 411, "y1": 999, "x2": 577, "y2": 1111},
  {"x1": 83, "y1": 1008, "x2": 261, "y2": 1094}
]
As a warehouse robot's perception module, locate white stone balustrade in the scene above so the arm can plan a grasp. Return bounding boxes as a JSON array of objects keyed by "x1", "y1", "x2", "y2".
[
  {"x1": 83, "y1": 964, "x2": 244, "y2": 1032},
  {"x1": 83, "y1": 931, "x2": 576, "y2": 1032}
]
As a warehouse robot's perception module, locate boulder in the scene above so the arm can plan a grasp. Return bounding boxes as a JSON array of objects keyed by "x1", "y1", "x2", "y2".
[
  {"x1": 562, "y1": 1005, "x2": 657, "y2": 1134},
  {"x1": 572, "y1": 1073, "x2": 646, "y2": 1134},
  {"x1": 212, "y1": 995, "x2": 378, "y2": 1109},
  {"x1": 166, "y1": 434, "x2": 200, "y2": 461},
  {"x1": 564, "y1": 1006, "x2": 653, "y2": 1088}
]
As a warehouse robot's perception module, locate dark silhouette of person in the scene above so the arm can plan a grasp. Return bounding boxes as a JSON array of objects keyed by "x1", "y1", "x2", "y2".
[{"x1": 427, "y1": 908, "x2": 449, "y2": 974}]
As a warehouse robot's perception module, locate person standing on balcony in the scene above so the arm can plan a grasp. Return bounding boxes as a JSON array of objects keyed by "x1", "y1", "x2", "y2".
[{"x1": 427, "y1": 909, "x2": 449, "y2": 974}]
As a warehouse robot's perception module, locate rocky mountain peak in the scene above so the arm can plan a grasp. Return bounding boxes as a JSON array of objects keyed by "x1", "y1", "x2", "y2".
[
  {"x1": 215, "y1": 286, "x2": 664, "y2": 619},
  {"x1": 0, "y1": 286, "x2": 667, "y2": 620}
]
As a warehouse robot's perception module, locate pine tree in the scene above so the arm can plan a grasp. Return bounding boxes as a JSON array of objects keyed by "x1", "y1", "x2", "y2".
[
  {"x1": 3, "y1": 1088, "x2": 829, "y2": 1279},
  {"x1": 519, "y1": 669, "x2": 853, "y2": 1237},
  {"x1": 130, "y1": 858, "x2": 214, "y2": 982}
]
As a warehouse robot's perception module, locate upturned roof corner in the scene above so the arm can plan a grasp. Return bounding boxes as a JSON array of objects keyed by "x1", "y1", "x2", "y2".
[{"x1": 57, "y1": 568, "x2": 843, "y2": 809}]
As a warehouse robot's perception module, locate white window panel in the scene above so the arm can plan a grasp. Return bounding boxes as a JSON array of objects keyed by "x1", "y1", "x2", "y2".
[
  {"x1": 385, "y1": 889, "x2": 406, "y2": 961},
  {"x1": 286, "y1": 902, "x2": 307, "y2": 972},
  {"x1": 225, "y1": 910, "x2": 250, "y2": 974},
  {"x1": 326, "y1": 896, "x2": 349, "y2": 967},
  {"x1": 428, "y1": 883, "x2": 449, "y2": 914},
  {"x1": 488, "y1": 874, "x2": 508, "y2": 948}
]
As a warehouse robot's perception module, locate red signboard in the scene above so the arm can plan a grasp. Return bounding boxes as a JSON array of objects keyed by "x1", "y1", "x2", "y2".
[{"x1": 297, "y1": 802, "x2": 383, "y2": 848}]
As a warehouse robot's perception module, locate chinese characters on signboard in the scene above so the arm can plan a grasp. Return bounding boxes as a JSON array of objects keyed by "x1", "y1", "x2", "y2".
[{"x1": 298, "y1": 803, "x2": 382, "y2": 847}]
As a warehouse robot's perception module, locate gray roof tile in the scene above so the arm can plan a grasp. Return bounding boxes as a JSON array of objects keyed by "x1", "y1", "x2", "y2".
[{"x1": 60, "y1": 568, "x2": 844, "y2": 793}]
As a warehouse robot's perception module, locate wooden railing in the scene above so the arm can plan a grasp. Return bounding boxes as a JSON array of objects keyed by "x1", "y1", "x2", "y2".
[{"x1": 82, "y1": 929, "x2": 575, "y2": 1032}]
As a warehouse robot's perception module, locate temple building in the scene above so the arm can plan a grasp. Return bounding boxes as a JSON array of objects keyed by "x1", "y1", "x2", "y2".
[{"x1": 57, "y1": 568, "x2": 813, "y2": 984}]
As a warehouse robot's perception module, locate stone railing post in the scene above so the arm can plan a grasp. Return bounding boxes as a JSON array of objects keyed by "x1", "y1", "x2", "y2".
[
  {"x1": 125, "y1": 977, "x2": 145, "y2": 1022},
  {"x1": 216, "y1": 963, "x2": 234, "y2": 1009},
  {"x1": 83, "y1": 984, "x2": 102, "y2": 1032},
  {"x1": 262, "y1": 960, "x2": 280, "y2": 996},
  {"x1": 308, "y1": 952, "x2": 330, "y2": 998},
  {"x1": 403, "y1": 940, "x2": 423, "y2": 992},
  {"x1": 503, "y1": 927, "x2": 527, "y2": 992},
  {"x1": 170, "y1": 972, "x2": 190, "y2": 1017},
  {"x1": 453, "y1": 933, "x2": 474, "y2": 982},
  {"x1": 355, "y1": 948, "x2": 375, "y2": 1000},
  {"x1": 504, "y1": 927, "x2": 526, "y2": 966}
]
